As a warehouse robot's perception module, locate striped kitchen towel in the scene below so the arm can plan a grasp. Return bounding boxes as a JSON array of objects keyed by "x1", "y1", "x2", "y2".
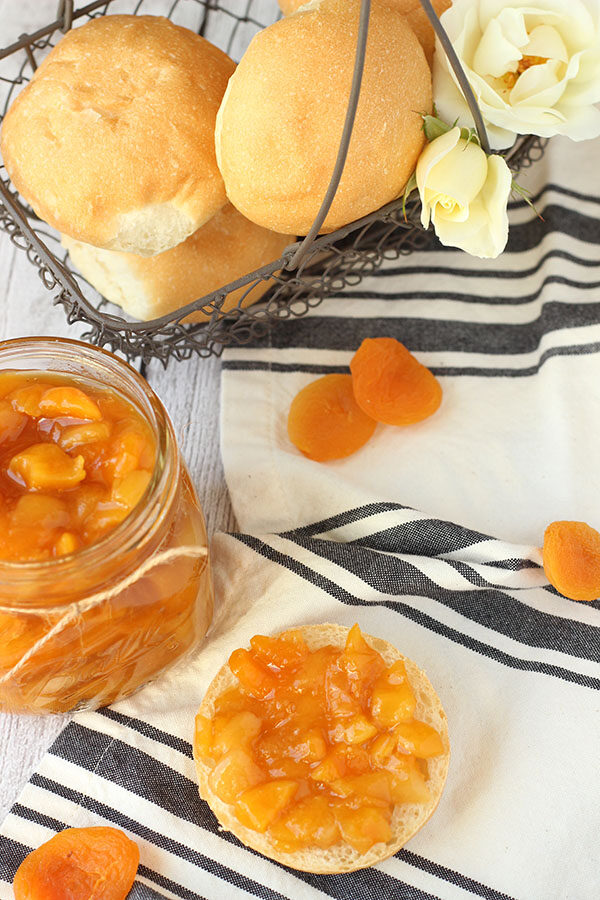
[
  {"x1": 220, "y1": 136, "x2": 600, "y2": 544},
  {"x1": 1, "y1": 505, "x2": 598, "y2": 900}
]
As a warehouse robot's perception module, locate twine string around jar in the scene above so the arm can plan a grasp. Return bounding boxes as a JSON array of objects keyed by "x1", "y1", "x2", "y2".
[{"x1": 0, "y1": 544, "x2": 209, "y2": 687}]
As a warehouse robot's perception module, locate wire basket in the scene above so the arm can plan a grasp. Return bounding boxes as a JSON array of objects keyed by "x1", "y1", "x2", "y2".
[{"x1": 0, "y1": 0, "x2": 548, "y2": 364}]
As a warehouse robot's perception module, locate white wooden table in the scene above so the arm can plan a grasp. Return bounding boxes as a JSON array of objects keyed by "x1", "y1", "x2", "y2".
[{"x1": 0, "y1": 0, "x2": 237, "y2": 824}]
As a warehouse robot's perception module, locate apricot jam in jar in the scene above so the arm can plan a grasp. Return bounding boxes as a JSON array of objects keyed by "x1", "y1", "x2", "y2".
[{"x1": 0, "y1": 338, "x2": 212, "y2": 714}]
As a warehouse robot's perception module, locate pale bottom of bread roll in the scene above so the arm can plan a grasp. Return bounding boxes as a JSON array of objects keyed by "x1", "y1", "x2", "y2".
[
  {"x1": 194, "y1": 623, "x2": 450, "y2": 874},
  {"x1": 62, "y1": 204, "x2": 291, "y2": 323}
]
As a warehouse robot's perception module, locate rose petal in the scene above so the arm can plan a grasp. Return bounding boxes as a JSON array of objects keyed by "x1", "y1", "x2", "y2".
[
  {"x1": 446, "y1": 4, "x2": 482, "y2": 65},
  {"x1": 431, "y1": 154, "x2": 510, "y2": 258},
  {"x1": 421, "y1": 138, "x2": 488, "y2": 207},
  {"x1": 433, "y1": 51, "x2": 517, "y2": 148},
  {"x1": 551, "y1": 102, "x2": 600, "y2": 140},
  {"x1": 416, "y1": 127, "x2": 462, "y2": 228},
  {"x1": 429, "y1": 192, "x2": 471, "y2": 223},
  {"x1": 473, "y1": 11, "x2": 528, "y2": 78},
  {"x1": 479, "y1": 0, "x2": 594, "y2": 47},
  {"x1": 509, "y1": 59, "x2": 565, "y2": 105},
  {"x1": 561, "y1": 48, "x2": 600, "y2": 104},
  {"x1": 525, "y1": 24, "x2": 568, "y2": 62},
  {"x1": 478, "y1": 154, "x2": 512, "y2": 256}
]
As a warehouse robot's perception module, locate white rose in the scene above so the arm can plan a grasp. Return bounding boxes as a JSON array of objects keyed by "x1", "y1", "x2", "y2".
[
  {"x1": 416, "y1": 126, "x2": 512, "y2": 258},
  {"x1": 434, "y1": 0, "x2": 600, "y2": 149}
]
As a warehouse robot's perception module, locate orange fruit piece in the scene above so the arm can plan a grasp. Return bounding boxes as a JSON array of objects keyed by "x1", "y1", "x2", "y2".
[
  {"x1": 13, "y1": 826, "x2": 139, "y2": 900},
  {"x1": 370, "y1": 660, "x2": 417, "y2": 727},
  {"x1": 350, "y1": 337, "x2": 442, "y2": 425},
  {"x1": 338, "y1": 623, "x2": 387, "y2": 699},
  {"x1": 395, "y1": 720, "x2": 445, "y2": 758},
  {"x1": 208, "y1": 748, "x2": 265, "y2": 804},
  {"x1": 229, "y1": 648, "x2": 278, "y2": 699},
  {"x1": 235, "y1": 779, "x2": 299, "y2": 832},
  {"x1": 269, "y1": 796, "x2": 340, "y2": 851},
  {"x1": 334, "y1": 804, "x2": 392, "y2": 854},
  {"x1": 543, "y1": 521, "x2": 600, "y2": 602},
  {"x1": 287, "y1": 373, "x2": 376, "y2": 461},
  {"x1": 385, "y1": 753, "x2": 431, "y2": 804},
  {"x1": 194, "y1": 713, "x2": 213, "y2": 760},
  {"x1": 0, "y1": 399, "x2": 28, "y2": 444},
  {"x1": 250, "y1": 634, "x2": 309, "y2": 669},
  {"x1": 8, "y1": 443, "x2": 86, "y2": 492},
  {"x1": 38, "y1": 387, "x2": 102, "y2": 421}
]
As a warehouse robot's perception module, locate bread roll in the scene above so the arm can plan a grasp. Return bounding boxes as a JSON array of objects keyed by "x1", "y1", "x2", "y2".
[
  {"x1": 399, "y1": 0, "x2": 452, "y2": 65},
  {"x1": 216, "y1": 0, "x2": 432, "y2": 235},
  {"x1": 277, "y1": 0, "x2": 451, "y2": 66},
  {"x1": 62, "y1": 205, "x2": 291, "y2": 323},
  {"x1": 1, "y1": 16, "x2": 235, "y2": 255},
  {"x1": 194, "y1": 623, "x2": 450, "y2": 874}
]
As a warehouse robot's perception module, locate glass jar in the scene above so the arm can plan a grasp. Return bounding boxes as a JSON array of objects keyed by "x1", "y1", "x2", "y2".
[{"x1": 0, "y1": 337, "x2": 213, "y2": 713}]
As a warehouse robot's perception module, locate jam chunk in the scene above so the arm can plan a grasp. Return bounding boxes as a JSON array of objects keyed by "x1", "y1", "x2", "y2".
[
  {"x1": 8, "y1": 443, "x2": 86, "y2": 492},
  {"x1": 235, "y1": 780, "x2": 299, "y2": 832},
  {"x1": 38, "y1": 386, "x2": 102, "y2": 421},
  {"x1": 208, "y1": 749, "x2": 265, "y2": 804},
  {"x1": 370, "y1": 660, "x2": 417, "y2": 726}
]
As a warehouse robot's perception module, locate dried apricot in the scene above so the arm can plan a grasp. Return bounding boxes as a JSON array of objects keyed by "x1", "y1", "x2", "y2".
[
  {"x1": 13, "y1": 826, "x2": 139, "y2": 900},
  {"x1": 542, "y1": 521, "x2": 600, "y2": 602},
  {"x1": 350, "y1": 337, "x2": 442, "y2": 425},
  {"x1": 287, "y1": 373, "x2": 376, "y2": 461}
]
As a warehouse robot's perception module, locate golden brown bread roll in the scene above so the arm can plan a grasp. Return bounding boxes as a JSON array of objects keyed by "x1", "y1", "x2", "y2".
[
  {"x1": 1, "y1": 16, "x2": 235, "y2": 256},
  {"x1": 216, "y1": 0, "x2": 432, "y2": 235},
  {"x1": 277, "y1": 0, "x2": 451, "y2": 66},
  {"x1": 194, "y1": 623, "x2": 450, "y2": 874},
  {"x1": 400, "y1": 0, "x2": 452, "y2": 65},
  {"x1": 62, "y1": 205, "x2": 291, "y2": 323}
]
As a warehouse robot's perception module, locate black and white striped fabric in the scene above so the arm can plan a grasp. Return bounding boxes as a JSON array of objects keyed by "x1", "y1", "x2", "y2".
[
  {"x1": 221, "y1": 138, "x2": 600, "y2": 546},
  {"x1": 2, "y1": 137, "x2": 600, "y2": 899},
  {"x1": 0, "y1": 511, "x2": 598, "y2": 899}
]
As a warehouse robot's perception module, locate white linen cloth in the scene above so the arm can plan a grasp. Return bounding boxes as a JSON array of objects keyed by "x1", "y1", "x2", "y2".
[
  {"x1": 1, "y1": 137, "x2": 599, "y2": 900},
  {"x1": 221, "y1": 138, "x2": 600, "y2": 546}
]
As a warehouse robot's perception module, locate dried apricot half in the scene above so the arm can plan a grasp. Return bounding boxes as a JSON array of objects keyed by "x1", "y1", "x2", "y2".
[
  {"x1": 287, "y1": 373, "x2": 376, "y2": 461},
  {"x1": 13, "y1": 826, "x2": 139, "y2": 900},
  {"x1": 542, "y1": 521, "x2": 600, "y2": 602},
  {"x1": 350, "y1": 337, "x2": 442, "y2": 425}
]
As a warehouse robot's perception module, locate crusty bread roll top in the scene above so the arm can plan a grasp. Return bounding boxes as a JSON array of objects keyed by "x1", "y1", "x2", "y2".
[
  {"x1": 277, "y1": 0, "x2": 451, "y2": 66},
  {"x1": 1, "y1": 15, "x2": 235, "y2": 256},
  {"x1": 216, "y1": 0, "x2": 432, "y2": 236}
]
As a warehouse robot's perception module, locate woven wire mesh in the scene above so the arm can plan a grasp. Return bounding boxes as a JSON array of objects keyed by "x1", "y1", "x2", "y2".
[{"x1": 0, "y1": 0, "x2": 548, "y2": 364}]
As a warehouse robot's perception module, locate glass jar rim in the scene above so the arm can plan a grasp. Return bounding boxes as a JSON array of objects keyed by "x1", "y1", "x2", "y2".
[{"x1": 0, "y1": 336, "x2": 179, "y2": 586}]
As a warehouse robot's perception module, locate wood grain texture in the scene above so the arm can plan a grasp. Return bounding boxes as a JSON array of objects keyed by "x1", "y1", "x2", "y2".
[{"x1": 0, "y1": 0, "x2": 238, "y2": 824}]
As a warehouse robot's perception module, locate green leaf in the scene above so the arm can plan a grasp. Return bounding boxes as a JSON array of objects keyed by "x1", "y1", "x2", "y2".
[
  {"x1": 511, "y1": 177, "x2": 544, "y2": 220},
  {"x1": 459, "y1": 126, "x2": 481, "y2": 146},
  {"x1": 422, "y1": 113, "x2": 481, "y2": 148},
  {"x1": 422, "y1": 114, "x2": 452, "y2": 142}
]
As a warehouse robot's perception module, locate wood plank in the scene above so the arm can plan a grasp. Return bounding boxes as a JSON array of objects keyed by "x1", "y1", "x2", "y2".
[{"x1": 146, "y1": 355, "x2": 236, "y2": 536}]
